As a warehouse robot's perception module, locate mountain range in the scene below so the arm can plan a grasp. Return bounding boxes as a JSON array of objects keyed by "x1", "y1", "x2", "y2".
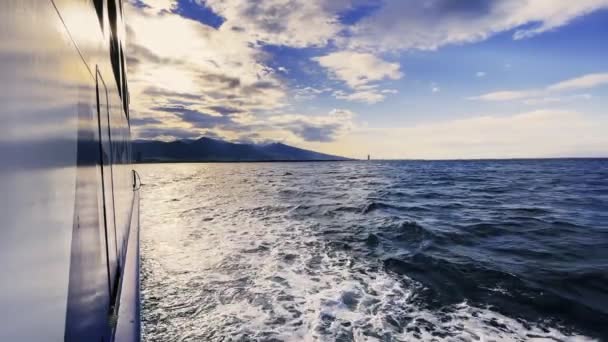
[{"x1": 133, "y1": 137, "x2": 350, "y2": 162}]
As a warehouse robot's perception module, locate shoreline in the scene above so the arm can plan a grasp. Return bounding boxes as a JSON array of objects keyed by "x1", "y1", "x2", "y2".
[
  {"x1": 135, "y1": 159, "x2": 356, "y2": 164},
  {"x1": 135, "y1": 157, "x2": 608, "y2": 164}
]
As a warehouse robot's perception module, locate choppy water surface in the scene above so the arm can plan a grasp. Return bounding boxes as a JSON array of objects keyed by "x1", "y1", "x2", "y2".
[{"x1": 138, "y1": 160, "x2": 608, "y2": 341}]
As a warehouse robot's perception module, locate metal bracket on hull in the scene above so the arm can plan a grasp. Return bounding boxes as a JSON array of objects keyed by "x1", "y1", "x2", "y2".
[{"x1": 132, "y1": 170, "x2": 141, "y2": 191}]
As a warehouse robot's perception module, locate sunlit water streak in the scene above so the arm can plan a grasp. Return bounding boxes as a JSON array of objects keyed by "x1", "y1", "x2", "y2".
[{"x1": 138, "y1": 160, "x2": 608, "y2": 341}]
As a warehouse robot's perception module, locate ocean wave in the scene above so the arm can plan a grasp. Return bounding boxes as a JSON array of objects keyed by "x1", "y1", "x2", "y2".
[{"x1": 138, "y1": 160, "x2": 608, "y2": 341}]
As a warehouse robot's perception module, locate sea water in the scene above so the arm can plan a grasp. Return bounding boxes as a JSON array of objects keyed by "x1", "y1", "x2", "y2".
[{"x1": 138, "y1": 160, "x2": 608, "y2": 341}]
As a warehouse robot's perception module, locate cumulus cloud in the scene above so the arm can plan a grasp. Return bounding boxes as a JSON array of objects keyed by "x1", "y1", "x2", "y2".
[
  {"x1": 152, "y1": 105, "x2": 235, "y2": 128},
  {"x1": 334, "y1": 90, "x2": 385, "y2": 104},
  {"x1": 126, "y1": 1, "x2": 362, "y2": 142},
  {"x1": 346, "y1": 0, "x2": 608, "y2": 52},
  {"x1": 313, "y1": 52, "x2": 402, "y2": 88},
  {"x1": 126, "y1": 1, "x2": 291, "y2": 141},
  {"x1": 136, "y1": 126, "x2": 206, "y2": 141},
  {"x1": 198, "y1": 0, "x2": 344, "y2": 47},
  {"x1": 313, "y1": 51, "x2": 402, "y2": 103},
  {"x1": 267, "y1": 109, "x2": 355, "y2": 142},
  {"x1": 470, "y1": 72, "x2": 608, "y2": 102},
  {"x1": 135, "y1": 0, "x2": 176, "y2": 12},
  {"x1": 134, "y1": 89, "x2": 355, "y2": 143},
  {"x1": 292, "y1": 86, "x2": 332, "y2": 101},
  {"x1": 125, "y1": 0, "x2": 607, "y2": 154},
  {"x1": 127, "y1": 11, "x2": 284, "y2": 101}
]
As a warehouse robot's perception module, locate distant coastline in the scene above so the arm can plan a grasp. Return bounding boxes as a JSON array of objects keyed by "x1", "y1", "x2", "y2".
[
  {"x1": 133, "y1": 137, "x2": 352, "y2": 163},
  {"x1": 135, "y1": 159, "x2": 355, "y2": 164},
  {"x1": 132, "y1": 138, "x2": 607, "y2": 163},
  {"x1": 134, "y1": 157, "x2": 607, "y2": 164}
]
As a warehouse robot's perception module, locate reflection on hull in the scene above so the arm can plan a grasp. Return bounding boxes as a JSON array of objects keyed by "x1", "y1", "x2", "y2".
[{"x1": 0, "y1": 1, "x2": 139, "y2": 341}]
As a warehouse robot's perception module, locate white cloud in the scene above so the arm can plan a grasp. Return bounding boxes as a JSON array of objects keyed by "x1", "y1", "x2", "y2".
[
  {"x1": 125, "y1": 2, "x2": 355, "y2": 144},
  {"x1": 188, "y1": 0, "x2": 608, "y2": 55},
  {"x1": 476, "y1": 71, "x2": 486, "y2": 78},
  {"x1": 125, "y1": 0, "x2": 608, "y2": 156},
  {"x1": 470, "y1": 90, "x2": 538, "y2": 101},
  {"x1": 126, "y1": 2, "x2": 290, "y2": 140},
  {"x1": 336, "y1": 110, "x2": 608, "y2": 159},
  {"x1": 313, "y1": 51, "x2": 402, "y2": 103},
  {"x1": 546, "y1": 73, "x2": 608, "y2": 92},
  {"x1": 293, "y1": 86, "x2": 329, "y2": 101},
  {"x1": 471, "y1": 72, "x2": 608, "y2": 102},
  {"x1": 237, "y1": 109, "x2": 356, "y2": 144},
  {"x1": 127, "y1": 0, "x2": 359, "y2": 141},
  {"x1": 334, "y1": 90, "x2": 386, "y2": 104},
  {"x1": 199, "y1": 0, "x2": 343, "y2": 48},
  {"x1": 313, "y1": 51, "x2": 402, "y2": 88},
  {"x1": 346, "y1": 0, "x2": 608, "y2": 52},
  {"x1": 523, "y1": 93, "x2": 592, "y2": 105},
  {"x1": 138, "y1": 0, "x2": 177, "y2": 12}
]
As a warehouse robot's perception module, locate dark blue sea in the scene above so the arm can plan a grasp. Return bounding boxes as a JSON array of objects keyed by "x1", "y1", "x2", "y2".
[{"x1": 138, "y1": 159, "x2": 608, "y2": 341}]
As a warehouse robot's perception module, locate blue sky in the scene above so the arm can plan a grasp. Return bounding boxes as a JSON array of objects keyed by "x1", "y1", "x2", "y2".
[{"x1": 126, "y1": 0, "x2": 608, "y2": 159}]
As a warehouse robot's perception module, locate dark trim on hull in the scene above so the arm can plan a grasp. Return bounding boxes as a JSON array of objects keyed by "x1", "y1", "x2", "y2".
[
  {"x1": 65, "y1": 92, "x2": 113, "y2": 342},
  {"x1": 115, "y1": 192, "x2": 141, "y2": 341}
]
